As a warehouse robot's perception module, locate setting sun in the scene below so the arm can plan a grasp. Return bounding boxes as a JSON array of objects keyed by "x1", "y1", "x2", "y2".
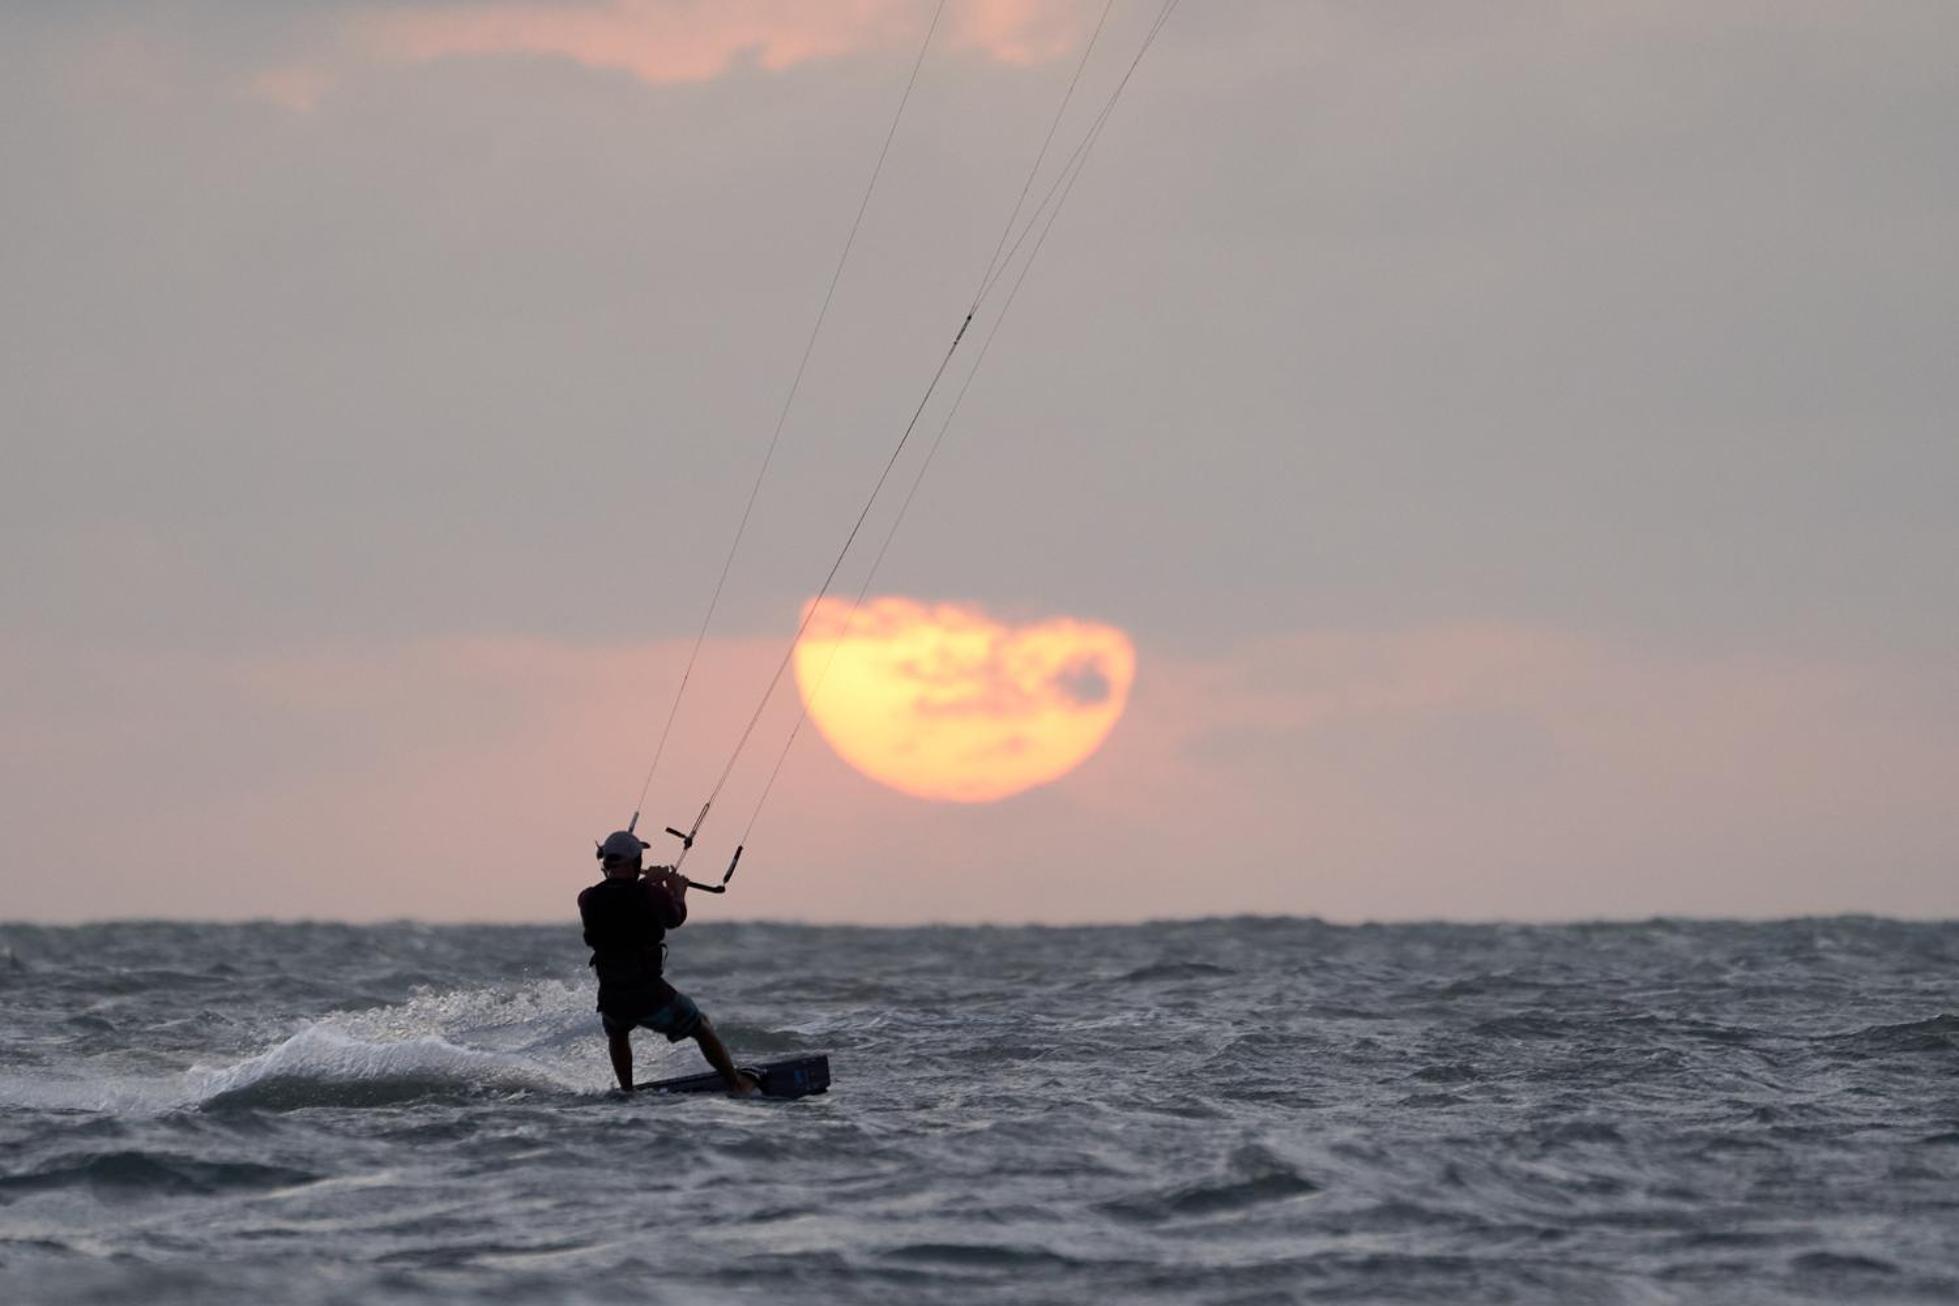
[{"x1": 792, "y1": 597, "x2": 1135, "y2": 803}]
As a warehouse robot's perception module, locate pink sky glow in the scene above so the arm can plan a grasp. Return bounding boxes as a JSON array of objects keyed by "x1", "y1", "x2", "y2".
[
  {"x1": 4, "y1": 618, "x2": 1951, "y2": 923},
  {"x1": 360, "y1": 0, "x2": 1092, "y2": 86}
]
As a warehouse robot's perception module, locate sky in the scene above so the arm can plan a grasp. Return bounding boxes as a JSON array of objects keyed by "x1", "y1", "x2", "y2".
[{"x1": 3, "y1": 0, "x2": 1955, "y2": 924}]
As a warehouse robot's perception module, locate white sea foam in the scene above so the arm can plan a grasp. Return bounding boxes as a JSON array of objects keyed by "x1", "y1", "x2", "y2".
[
  {"x1": 322, "y1": 978, "x2": 596, "y2": 1052},
  {"x1": 190, "y1": 1026, "x2": 568, "y2": 1096},
  {"x1": 181, "y1": 979, "x2": 628, "y2": 1107},
  {"x1": 0, "y1": 975, "x2": 710, "y2": 1114}
]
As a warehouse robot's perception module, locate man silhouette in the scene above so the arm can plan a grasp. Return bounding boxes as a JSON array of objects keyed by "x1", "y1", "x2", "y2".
[{"x1": 578, "y1": 830, "x2": 755, "y2": 1095}]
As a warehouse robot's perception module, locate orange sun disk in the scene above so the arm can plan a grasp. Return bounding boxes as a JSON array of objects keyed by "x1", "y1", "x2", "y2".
[{"x1": 792, "y1": 597, "x2": 1135, "y2": 803}]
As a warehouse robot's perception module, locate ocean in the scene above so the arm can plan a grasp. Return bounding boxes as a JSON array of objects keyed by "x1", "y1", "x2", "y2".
[{"x1": 1, "y1": 916, "x2": 1955, "y2": 1304}]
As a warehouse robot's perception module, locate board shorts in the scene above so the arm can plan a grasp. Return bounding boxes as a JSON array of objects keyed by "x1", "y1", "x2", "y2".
[{"x1": 601, "y1": 987, "x2": 705, "y2": 1043}]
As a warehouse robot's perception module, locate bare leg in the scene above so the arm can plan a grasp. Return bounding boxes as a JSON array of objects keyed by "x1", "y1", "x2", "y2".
[
  {"x1": 692, "y1": 1018, "x2": 757, "y2": 1095},
  {"x1": 607, "y1": 1027, "x2": 634, "y2": 1091}
]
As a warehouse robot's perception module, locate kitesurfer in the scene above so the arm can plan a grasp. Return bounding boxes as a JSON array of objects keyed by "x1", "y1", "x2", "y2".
[{"x1": 579, "y1": 830, "x2": 756, "y2": 1095}]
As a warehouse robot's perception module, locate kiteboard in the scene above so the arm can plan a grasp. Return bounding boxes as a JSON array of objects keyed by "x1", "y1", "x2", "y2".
[{"x1": 636, "y1": 1054, "x2": 830, "y2": 1100}]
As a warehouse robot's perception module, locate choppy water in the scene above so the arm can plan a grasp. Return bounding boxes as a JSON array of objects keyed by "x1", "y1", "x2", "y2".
[{"x1": 1, "y1": 917, "x2": 1956, "y2": 1304}]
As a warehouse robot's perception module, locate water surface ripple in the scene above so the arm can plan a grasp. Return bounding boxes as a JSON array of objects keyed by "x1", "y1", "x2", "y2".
[{"x1": 1, "y1": 917, "x2": 1955, "y2": 1303}]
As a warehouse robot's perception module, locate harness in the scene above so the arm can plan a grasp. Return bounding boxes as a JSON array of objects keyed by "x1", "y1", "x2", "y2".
[{"x1": 589, "y1": 940, "x2": 666, "y2": 981}]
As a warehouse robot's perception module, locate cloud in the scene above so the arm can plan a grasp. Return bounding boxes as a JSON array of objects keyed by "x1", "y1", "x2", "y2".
[
  {"x1": 242, "y1": 63, "x2": 335, "y2": 112},
  {"x1": 60, "y1": 0, "x2": 1100, "y2": 120},
  {"x1": 357, "y1": 0, "x2": 1096, "y2": 87},
  {"x1": 1051, "y1": 657, "x2": 1112, "y2": 706}
]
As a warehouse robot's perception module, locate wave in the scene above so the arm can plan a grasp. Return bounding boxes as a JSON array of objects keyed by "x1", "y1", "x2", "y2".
[
  {"x1": 0, "y1": 1151, "x2": 317, "y2": 1200},
  {"x1": 1826, "y1": 1013, "x2": 1959, "y2": 1055},
  {"x1": 180, "y1": 978, "x2": 639, "y2": 1108},
  {"x1": 1099, "y1": 1143, "x2": 1318, "y2": 1222},
  {"x1": 186, "y1": 1024, "x2": 584, "y2": 1110},
  {"x1": 0, "y1": 979, "x2": 623, "y2": 1115},
  {"x1": 1469, "y1": 1013, "x2": 1570, "y2": 1039},
  {"x1": 880, "y1": 1242, "x2": 1085, "y2": 1269},
  {"x1": 1118, "y1": 961, "x2": 1237, "y2": 982}
]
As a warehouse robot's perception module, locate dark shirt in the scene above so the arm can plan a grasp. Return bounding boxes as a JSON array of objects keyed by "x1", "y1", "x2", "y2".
[{"x1": 577, "y1": 875, "x2": 687, "y2": 1021}]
